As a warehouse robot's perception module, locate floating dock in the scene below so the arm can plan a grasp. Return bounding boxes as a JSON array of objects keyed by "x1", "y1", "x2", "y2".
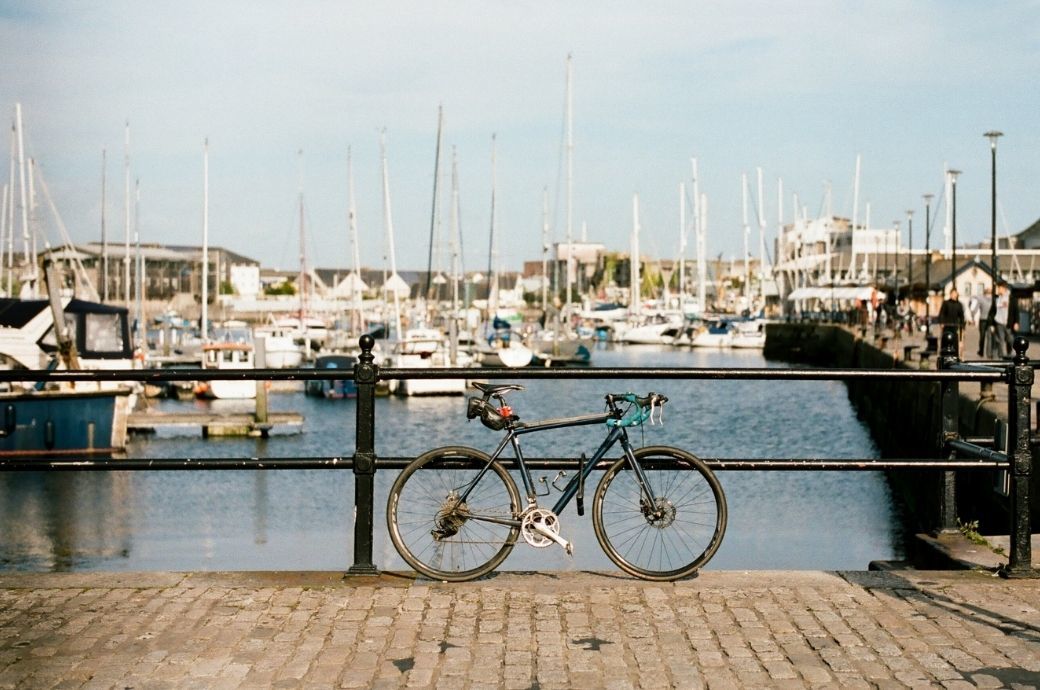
[{"x1": 127, "y1": 411, "x2": 304, "y2": 437}]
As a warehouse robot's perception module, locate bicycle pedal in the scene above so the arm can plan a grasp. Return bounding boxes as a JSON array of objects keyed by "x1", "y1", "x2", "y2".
[{"x1": 576, "y1": 496, "x2": 584, "y2": 516}]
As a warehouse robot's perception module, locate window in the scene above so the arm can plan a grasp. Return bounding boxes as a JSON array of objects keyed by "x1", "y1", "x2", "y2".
[{"x1": 84, "y1": 313, "x2": 125, "y2": 354}]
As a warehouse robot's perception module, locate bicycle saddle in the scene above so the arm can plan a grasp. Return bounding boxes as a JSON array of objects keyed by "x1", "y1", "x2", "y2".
[{"x1": 472, "y1": 382, "x2": 525, "y2": 396}]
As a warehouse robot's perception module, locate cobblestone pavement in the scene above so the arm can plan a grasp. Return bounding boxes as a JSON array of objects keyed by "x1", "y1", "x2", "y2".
[{"x1": 1, "y1": 569, "x2": 1039, "y2": 689}]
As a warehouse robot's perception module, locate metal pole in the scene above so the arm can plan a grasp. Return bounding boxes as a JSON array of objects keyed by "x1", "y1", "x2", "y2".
[
  {"x1": 348, "y1": 334, "x2": 379, "y2": 575},
  {"x1": 1006, "y1": 336, "x2": 1034, "y2": 576},
  {"x1": 924, "y1": 194, "x2": 933, "y2": 325},
  {"x1": 906, "y1": 210, "x2": 913, "y2": 311},
  {"x1": 949, "y1": 170, "x2": 961, "y2": 287},
  {"x1": 937, "y1": 326, "x2": 959, "y2": 533},
  {"x1": 985, "y1": 132, "x2": 1003, "y2": 353}
]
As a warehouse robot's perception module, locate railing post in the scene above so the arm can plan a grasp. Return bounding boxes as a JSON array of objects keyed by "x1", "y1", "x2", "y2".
[
  {"x1": 348, "y1": 334, "x2": 379, "y2": 575},
  {"x1": 1006, "y1": 336, "x2": 1035, "y2": 576},
  {"x1": 937, "y1": 326, "x2": 960, "y2": 533}
]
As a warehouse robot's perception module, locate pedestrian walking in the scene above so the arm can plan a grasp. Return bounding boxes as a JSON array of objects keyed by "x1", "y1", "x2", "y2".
[
  {"x1": 976, "y1": 287, "x2": 992, "y2": 356},
  {"x1": 938, "y1": 288, "x2": 966, "y2": 355},
  {"x1": 993, "y1": 282, "x2": 1012, "y2": 358}
]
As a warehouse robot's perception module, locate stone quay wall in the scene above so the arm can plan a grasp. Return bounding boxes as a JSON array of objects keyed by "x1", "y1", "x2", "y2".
[{"x1": 763, "y1": 322, "x2": 1038, "y2": 544}]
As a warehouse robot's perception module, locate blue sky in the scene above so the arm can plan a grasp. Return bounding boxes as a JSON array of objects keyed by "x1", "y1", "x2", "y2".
[{"x1": 1, "y1": 1, "x2": 1038, "y2": 274}]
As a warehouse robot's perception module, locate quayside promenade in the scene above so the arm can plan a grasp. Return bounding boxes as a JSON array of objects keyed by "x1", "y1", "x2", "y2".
[{"x1": 2, "y1": 569, "x2": 1039, "y2": 689}]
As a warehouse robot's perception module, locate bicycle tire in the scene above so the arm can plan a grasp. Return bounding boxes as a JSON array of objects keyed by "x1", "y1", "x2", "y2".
[
  {"x1": 387, "y1": 446, "x2": 522, "y2": 581},
  {"x1": 592, "y1": 445, "x2": 727, "y2": 581}
]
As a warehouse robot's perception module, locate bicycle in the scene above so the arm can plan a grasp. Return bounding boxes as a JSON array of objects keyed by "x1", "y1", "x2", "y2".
[{"x1": 386, "y1": 382, "x2": 727, "y2": 582}]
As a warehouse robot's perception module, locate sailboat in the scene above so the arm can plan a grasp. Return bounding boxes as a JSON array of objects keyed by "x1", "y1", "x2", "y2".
[
  {"x1": 381, "y1": 127, "x2": 474, "y2": 393},
  {"x1": 475, "y1": 135, "x2": 533, "y2": 369},
  {"x1": 526, "y1": 55, "x2": 593, "y2": 366}
]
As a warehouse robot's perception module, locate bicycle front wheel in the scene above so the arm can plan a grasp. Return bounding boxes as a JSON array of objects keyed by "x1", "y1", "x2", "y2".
[
  {"x1": 387, "y1": 446, "x2": 521, "y2": 581},
  {"x1": 593, "y1": 446, "x2": 727, "y2": 581}
]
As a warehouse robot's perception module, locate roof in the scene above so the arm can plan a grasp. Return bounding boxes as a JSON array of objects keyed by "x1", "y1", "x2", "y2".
[{"x1": 0, "y1": 299, "x2": 48, "y2": 328}]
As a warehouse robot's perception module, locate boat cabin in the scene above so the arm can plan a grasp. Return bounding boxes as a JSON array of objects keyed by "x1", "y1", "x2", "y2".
[{"x1": 0, "y1": 298, "x2": 133, "y2": 370}]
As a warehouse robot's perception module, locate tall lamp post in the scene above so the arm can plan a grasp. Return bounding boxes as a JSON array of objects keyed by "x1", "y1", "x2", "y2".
[
  {"x1": 906, "y1": 210, "x2": 914, "y2": 308},
  {"x1": 984, "y1": 130, "x2": 1003, "y2": 309},
  {"x1": 948, "y1": 170, "x2": 961, "y2": 289},
  {"x1": 923, "y1": 193, "x2": 934, "y2": 324},
  {"x1": 892, "y1": 220, "x2": 901, "y2": 302}
]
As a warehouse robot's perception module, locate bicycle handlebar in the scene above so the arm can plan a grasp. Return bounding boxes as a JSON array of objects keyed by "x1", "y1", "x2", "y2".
[{"x1": 604, "y1": 392, "x2": 668, "y2": 428}]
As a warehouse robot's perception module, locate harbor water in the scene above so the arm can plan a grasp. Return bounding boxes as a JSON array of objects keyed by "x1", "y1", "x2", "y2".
[{"x1": 0, "y1": 345, "x2": 906, "y2": 573}]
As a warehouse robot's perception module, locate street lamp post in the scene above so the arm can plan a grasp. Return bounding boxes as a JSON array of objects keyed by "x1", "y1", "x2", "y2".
[
  {"x1": 893, "y1": 220, "x2": 900, "y2": 302},
  {"x1": 948, "y1": 170, "x2": 962, "y2": 289},
  {"x1": 924, "y1": 193, "x2": 934, "y2": 324},
  {"x1": 906, "y1": 210, "x2": 914, "y2": 309},
  {"x1": 984, "y1": 131, "x2": 1003, "y2": 331}
]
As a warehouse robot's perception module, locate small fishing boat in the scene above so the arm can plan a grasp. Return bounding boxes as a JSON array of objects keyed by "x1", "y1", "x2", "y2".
[
  {"x1": 729, "y1": 318, "x2": 766, "y2": 349},
  {"x1": 389, "y1": 328, "x2": 472, "y2": 396},
  {"x1": 690, "y1": 319, "x2": 735, "y2": 348},
  {"x1": 195, "y1": 343, "x2": 256, "y2": 400},
  {"x1": 305, "y1": 354, "x2": 358, "y2": 399}
]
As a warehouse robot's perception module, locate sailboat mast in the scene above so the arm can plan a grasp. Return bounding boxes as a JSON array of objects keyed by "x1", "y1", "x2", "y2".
[
  {"x1": 450, "y1": 148, "x2": 460, "y2": 314},
  {"x1": 134, "y1": 178, "x2": 143, "y2": 346},
  {"x1": 380, "y1": 132, "x2": 402, "y2": 340},
  {"x1": 297, "y1": 149, "x2": 310, "y2": 321},
  {"x1": 741, "y1": 172, "x2": 750, "y2": 311},
  {"x1": 0, "y1": 182, "x2": 6, "y2": 295},
  {"x1": 487, "y1": 134, "x2": 498, "y2": 318},
  {"x1": 15, "y1": 105, "x2": 30, "y2": 295},
  {"x1": 630, "y1": 194, "x2": 641, "y2": 316},
  {"x1": 564, "y1": 53, "x2": 574, "y2": 310},
  {"x1": 201, "y1": 139, "x2": 209, "y2": 344},
  {"x1": 678, "y1": 181, "x2": 686, "y2": 310},
  {"x1": 347, "y1": 147, "x2": 363, "y2": 335},
  {"x1": 424, "y1": 106, "x2": 444, "y2": 302},
  {"x1": 692, "y1": 158, "x2": 705, "y2": 314},
  {"x1": 757, "y1": 167, "x2": 766, "y2": 303},
  {"x1": 848, "y1": 154, "x2": 861, "y2": 281},
  {"x1": 5, "y1": 124, "x2": 14, "y2": 296},
  {"x1": 541, "y1": 188, "x2": 549, "y2": 313},
  {"x1": 100, "y1": 149, "x2": 108, "y2": 302},
  {"x1": 123, "y1": 120, "x2": 130, "y2": 305}
]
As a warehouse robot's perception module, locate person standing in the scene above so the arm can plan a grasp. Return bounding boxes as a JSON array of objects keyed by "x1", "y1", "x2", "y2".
[
  {"x1": 938, "y1": 288, "x2": 966, "y2": 354},
  {"x1": 976, "y1": 287, "x2": 993, "y2": 357},
  {"x1": 993, "y1": 282, "x2": 1012, "y2": 358}
]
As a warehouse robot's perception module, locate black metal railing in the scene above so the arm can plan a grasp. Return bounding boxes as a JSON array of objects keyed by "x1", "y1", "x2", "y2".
[{"x1": 0, "y1": 329, "x2": 1034, "y2": 577}]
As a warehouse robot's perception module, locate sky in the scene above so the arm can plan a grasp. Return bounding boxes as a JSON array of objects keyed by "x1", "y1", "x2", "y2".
[{"x1": 1, "y1": 1, "x2": 1038, "y2": 276}]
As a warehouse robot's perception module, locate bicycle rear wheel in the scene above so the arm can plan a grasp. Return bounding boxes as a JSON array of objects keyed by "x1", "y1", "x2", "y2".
[
  {"x1": 593, "y1": 446, "x2": 726, "y2": 581},
  {"x1": 387, "y1": 446, "x2": 521, "y2": 581}
]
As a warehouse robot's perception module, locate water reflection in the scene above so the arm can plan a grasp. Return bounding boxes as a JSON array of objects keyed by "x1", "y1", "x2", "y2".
[{"x1": 0, "y1": 345, "x2": 905, "y2": 572}]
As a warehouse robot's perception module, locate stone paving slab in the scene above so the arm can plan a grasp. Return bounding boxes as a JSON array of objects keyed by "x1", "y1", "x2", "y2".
[{"x1": 2, "y1": 569, "x2": 1039, "y2": 689}]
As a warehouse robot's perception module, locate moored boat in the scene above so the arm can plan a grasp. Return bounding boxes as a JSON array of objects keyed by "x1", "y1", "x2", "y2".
[{"x1": 195, "y1": 343, "x2": 256, "y2": 400}]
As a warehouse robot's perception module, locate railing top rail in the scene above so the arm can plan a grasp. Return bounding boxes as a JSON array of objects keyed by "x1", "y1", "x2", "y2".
[{"x1": 0, "y1": 365, "x2": 1007, "y2": 383}]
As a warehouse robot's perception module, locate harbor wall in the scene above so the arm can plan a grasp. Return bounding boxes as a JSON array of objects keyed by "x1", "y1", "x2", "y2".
[{"x1": 764, "y1": 322, "x2": 1038, "y2": 538}]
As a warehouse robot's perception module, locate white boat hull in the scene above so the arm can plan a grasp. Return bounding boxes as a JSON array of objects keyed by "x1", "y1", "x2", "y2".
[
  {"x1": 198, "y1": 380, "x2": 257, "y2": 400},
  {"x1": 478, "y1": 343, "x2": 534, "y2": 368}
]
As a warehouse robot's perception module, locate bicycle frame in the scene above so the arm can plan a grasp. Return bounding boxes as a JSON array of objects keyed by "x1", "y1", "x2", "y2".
[{"x1": 457, "y1": 411, "x2": 659, "y2": 526}]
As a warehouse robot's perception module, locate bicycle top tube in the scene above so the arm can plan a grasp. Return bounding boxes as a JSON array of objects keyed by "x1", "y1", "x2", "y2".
[{"x1": 512, "y1": 412, "x2": 613, "y2": 435}]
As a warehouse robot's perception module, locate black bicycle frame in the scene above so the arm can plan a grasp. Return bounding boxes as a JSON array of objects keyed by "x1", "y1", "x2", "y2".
[{"x1": 458, "y1": 410, "x2": 659, "y2": 524}]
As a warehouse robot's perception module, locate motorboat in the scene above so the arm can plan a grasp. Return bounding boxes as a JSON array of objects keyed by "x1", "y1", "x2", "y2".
[
  {"x1": 253, "y1": 319, "x2": 305, "y2": 369},
  {"x1": 0, "y1": 297, "x2": 136, "y2": 455},
  {"x1": 690, "y1": 319, "x2": 735, "y2": 348},
  {"x1": 305, "y1": 353, "x2": 358, "y2": 399},
  {"x1": 389, "y1": 328, "x2": 472, "y2": 396},
  {"x1": 195, "y1": 342, "x2": 256, "y2": 400},
  {"x1": 618, "y1": 314, "x2": 687, "y2": 345},
  {"x1": 730, "y1": 318, "x2": 767, "y2": 349},
  {"x1": 526, "y1": 331, "x2": 592, "y2": 366}
]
